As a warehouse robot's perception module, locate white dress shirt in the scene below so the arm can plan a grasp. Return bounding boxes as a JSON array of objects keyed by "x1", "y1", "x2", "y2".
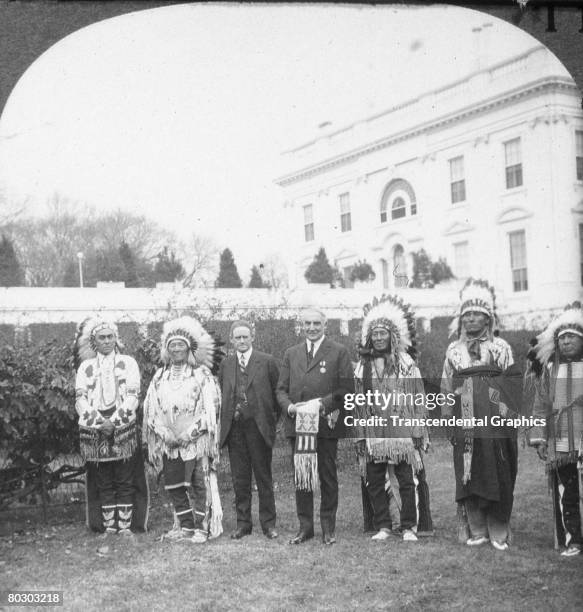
[{"x1": 237, "y1": 347, "x2": 253, "y2": 368}]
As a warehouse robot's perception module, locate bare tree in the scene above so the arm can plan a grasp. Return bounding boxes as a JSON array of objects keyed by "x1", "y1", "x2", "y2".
[
  {"x1": 181, "y1": 234, "x2": 220, "y2": 288},
  {"x1": 0, "y1": 185, "x2": 28, "y2": 227},
  {"x1": 259, "y1": 252, "x2": 289, "y2": 289},
  {"x1": 92, "y1": 209, "x2": 174, "y2": 261},
  {"x1": 10, "y1": 196, "x2": 91, "y2": 286},
  {"x1": 9, "y1": 197, "x2": 180, "y2": 286}
]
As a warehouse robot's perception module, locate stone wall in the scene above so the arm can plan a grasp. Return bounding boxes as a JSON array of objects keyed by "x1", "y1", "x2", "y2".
[{"x1": 0, "y1": 285, "x2": 562, "y2": 334}]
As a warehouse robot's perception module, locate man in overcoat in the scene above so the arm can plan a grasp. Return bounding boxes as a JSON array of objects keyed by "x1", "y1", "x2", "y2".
[{"x1": 277, "y1": 308, "x2": 354, "y2": 545}]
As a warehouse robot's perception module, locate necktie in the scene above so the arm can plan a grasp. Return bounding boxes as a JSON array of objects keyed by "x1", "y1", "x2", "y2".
[
  {"x1": 307, "y1": 341, "x2": 314, "y2": 365},
  {"x1": 239, "y1": 353, "x2": 246, "y2": 373}
]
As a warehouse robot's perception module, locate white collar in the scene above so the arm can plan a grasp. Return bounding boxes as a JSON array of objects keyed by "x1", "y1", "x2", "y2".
[
  {"x1": 306, "y1": 336, "x2": 325, "y2": 355},
  {"x1": 237, "y1": 348, "x2": 253, "y2": 363}
]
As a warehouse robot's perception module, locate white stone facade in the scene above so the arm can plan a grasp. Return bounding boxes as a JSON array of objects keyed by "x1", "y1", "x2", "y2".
[{"x1": 276, "y1": 45, "x2": 583, "y2": 315}]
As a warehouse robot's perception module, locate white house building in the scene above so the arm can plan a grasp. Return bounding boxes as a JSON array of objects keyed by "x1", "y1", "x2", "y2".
[{"x1": 275, "y1": 44, "x2": 583, "y2": 314}]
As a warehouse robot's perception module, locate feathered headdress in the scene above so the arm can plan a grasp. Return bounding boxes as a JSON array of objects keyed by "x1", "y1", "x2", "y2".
[
  {"x1": 535, "y1": 301, "x2": 583, "y2": 367},
  {"x1": 360, "y1": 294, "x2": 417, "y2": 361},
  {"x1": 161, "y1": 316, "x2": 224, "y2": 373},
  {"x1": 73, "y1": 316, "x2": 122, "y2": 369},
  {"x1": 450, "y1": 278, "x2": 498, "y2": 338}
]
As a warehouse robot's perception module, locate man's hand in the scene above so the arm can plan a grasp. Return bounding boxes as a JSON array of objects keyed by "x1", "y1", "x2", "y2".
[
  {"x1": 536, "y1": 442, "x2": 548, "y2": 461},
  {"x1": 287, "y1": 404, "x2": 297, "y2": 417},
  {"x1": 99, "y1": 420, "x2": 115, "y2": 436},
  {"x1": 165, "y1": 431, "x2": 179, "y2": 449},
  {"x1": 195, "y1": 416, "x2": 208, "y2": 434}
]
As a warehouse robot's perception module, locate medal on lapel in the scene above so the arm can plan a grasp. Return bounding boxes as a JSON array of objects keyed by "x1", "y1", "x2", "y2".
[{"x1": 319, "y1": 360, "x2": 326, "y2": 374}]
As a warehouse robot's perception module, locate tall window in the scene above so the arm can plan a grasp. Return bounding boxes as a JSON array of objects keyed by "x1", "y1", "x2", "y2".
[
  {"x1": 393, "y1": 244, "x2": 408, "y2": 287},
  {"x1": 453, "y1": 241, "x2": 469, "y2": 278},
  {"x1": 339, "y1": 192, "x2": 352, "y2": 232},
  {"x1": 343, "y1": 265, "x2": 354, "y2": 288},
  {"x1": 449, "y1": 156, "x2": 466, "y2": 204},
  {"x1": 576, "y1": 131, "x2": 583, "y2": 181},
  {"x1": 509, "y1": 230, "x2": 528, "y2": 292},
  {"x1": 504, "y1": 138, "x2": 523, "y2": 189},
  {"x1": 380, "y1": 204, "x2": 388, "y2": 224},
  {"x1": 303, "y1": 204, "x2": 314, "y2": 242},
  {"x1": 381, "y1": 259, "x2": 389, "y2": 289}
]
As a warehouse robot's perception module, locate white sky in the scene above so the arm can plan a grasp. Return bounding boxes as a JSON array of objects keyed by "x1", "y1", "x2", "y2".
[{"x1": 0, "y1": 3, "x2": 549, "y2": 278}]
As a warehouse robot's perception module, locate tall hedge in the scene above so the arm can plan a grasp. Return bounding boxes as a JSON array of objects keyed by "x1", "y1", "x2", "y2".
[{"x1": 0, "y1": 318, "x2": 535, "y2": 464}]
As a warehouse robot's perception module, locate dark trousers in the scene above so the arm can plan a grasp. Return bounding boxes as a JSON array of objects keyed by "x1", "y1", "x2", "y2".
[
  {"x1": 163, "y1": 455, "x2": 207, "y2": 531},
  {"x1": 366, "y1": 460, "x2": 417, "y2": 531},
  {"x1": 290, "y1": 437, "x2": 338, "y2": 535},
  {"x1": 95, "y1": 459, "x2": 134, "y2": 507},
  {"x1": 558, "y1": 463, "x2": 582, "y2": 545},
  {"x1": 228, "y1": 418, "x2": 276, "y2": 532}
]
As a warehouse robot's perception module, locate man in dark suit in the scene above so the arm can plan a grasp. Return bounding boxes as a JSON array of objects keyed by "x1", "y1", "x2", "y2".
[
  {"x1": 219, "y1": 320, "x2": 280, "y2": 540},
  {"x1": 277, "y1": 307, "x2": 354, "y2": 545}
]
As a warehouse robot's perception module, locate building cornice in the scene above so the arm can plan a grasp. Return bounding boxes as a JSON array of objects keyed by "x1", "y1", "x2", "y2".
[
  {"x1": 276, "y1": 77, "x2": 577, "y2": 187},
  {"x1": 496, "y1": 206, "x2": 534, "y2": 224}
]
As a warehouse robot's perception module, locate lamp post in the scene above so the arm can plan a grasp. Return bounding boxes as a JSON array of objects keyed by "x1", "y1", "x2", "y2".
[{"x1": 77, "y1": 252, "x2": 84, "y2": 288}]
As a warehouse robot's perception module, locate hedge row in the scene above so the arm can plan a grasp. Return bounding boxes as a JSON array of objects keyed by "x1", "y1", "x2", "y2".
[{"x1": 0, "y1": 318, "x2": 536, "y2": 465}]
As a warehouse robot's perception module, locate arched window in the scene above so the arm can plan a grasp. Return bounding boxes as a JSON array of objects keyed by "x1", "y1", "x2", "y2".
[
  {"x1": 380, "y1": 179, "x2": 417, "y2": 223},
  {"x1": 392, "y1": 197, "x2": 406, "y2": 220}
]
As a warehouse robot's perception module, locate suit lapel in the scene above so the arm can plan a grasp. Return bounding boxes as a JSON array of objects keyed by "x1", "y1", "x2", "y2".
[
  {"x1": 245, "y1": 351, "x2": 259, "y2": 388},
  {"x1": 228, "y1": 354, "x2": 237, "y2": 388},
  {"x1": 296, "y1": 343, "x2": 308, "y2": 374},
  {"x1": 306, "y1": 339, "x2": 331, "y2": 373}
]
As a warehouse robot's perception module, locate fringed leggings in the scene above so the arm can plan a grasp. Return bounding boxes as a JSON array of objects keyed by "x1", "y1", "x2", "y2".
[{"x1": 163, "y1": 455, "x2": 207, "y2": 531}]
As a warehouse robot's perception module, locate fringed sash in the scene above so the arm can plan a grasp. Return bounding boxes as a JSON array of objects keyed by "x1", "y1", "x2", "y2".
[
  {"x1": 294, "y1": 399, "x2": 321, "y2": 491},
  {"x1": 454, "y1": 364, "x2": 522, "y2": 484},
  {"x1": 206, "y1": 463, "x2": 223, "y2": 539},
  {"x1": 354, "y1": 355, "x2": 424, "y2": 476},
  {"x1": 544, "y1": 361, "x2": 583, "y2": 472},
  {"x1": 80, "y1": 421, "x2": 137, "y2": 462},
  {"x1": 460, "y1": 377, "x2": 474, "y2": 485}
]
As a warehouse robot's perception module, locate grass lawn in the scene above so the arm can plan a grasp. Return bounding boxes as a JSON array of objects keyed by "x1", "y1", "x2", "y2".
[{"x1": 1, "y1": 439, "x2": 582, "y2": 611}]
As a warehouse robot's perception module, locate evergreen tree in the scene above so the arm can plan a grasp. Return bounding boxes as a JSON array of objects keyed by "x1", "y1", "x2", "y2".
[
  {"x1": 216, "y1": 248, "x2": 243, "y2": 288},
  {"x1": 411, "y1": 249, "x2": 454, "y2": 288},
  {"x1": 431, "y1": 257, "x2": 454, "y2": 284},
  {"x1": 119, "y1": 241, "x2": 140, "y2": 287},
  {"x1": 248, "y1": 265, "x2": 265, "y2": 288},
  {"x1": 93, "y1": 247, "x2": 126, "y2": 284},
  {"x1": 411, "y1": 249, "x2": 432, "y2": 288},
  {"x1": 153, "y1": 247, "x2": 185, "y2": 283},
  {"x1": 304, "y1": 247, "x2": 335, "y2": 285},
  {"x1": 0, "y1": 234, "x2": 24, "y2": 286},
  {"x1": 62, "y1": 260, "x2": 79, "y2": 287}
]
